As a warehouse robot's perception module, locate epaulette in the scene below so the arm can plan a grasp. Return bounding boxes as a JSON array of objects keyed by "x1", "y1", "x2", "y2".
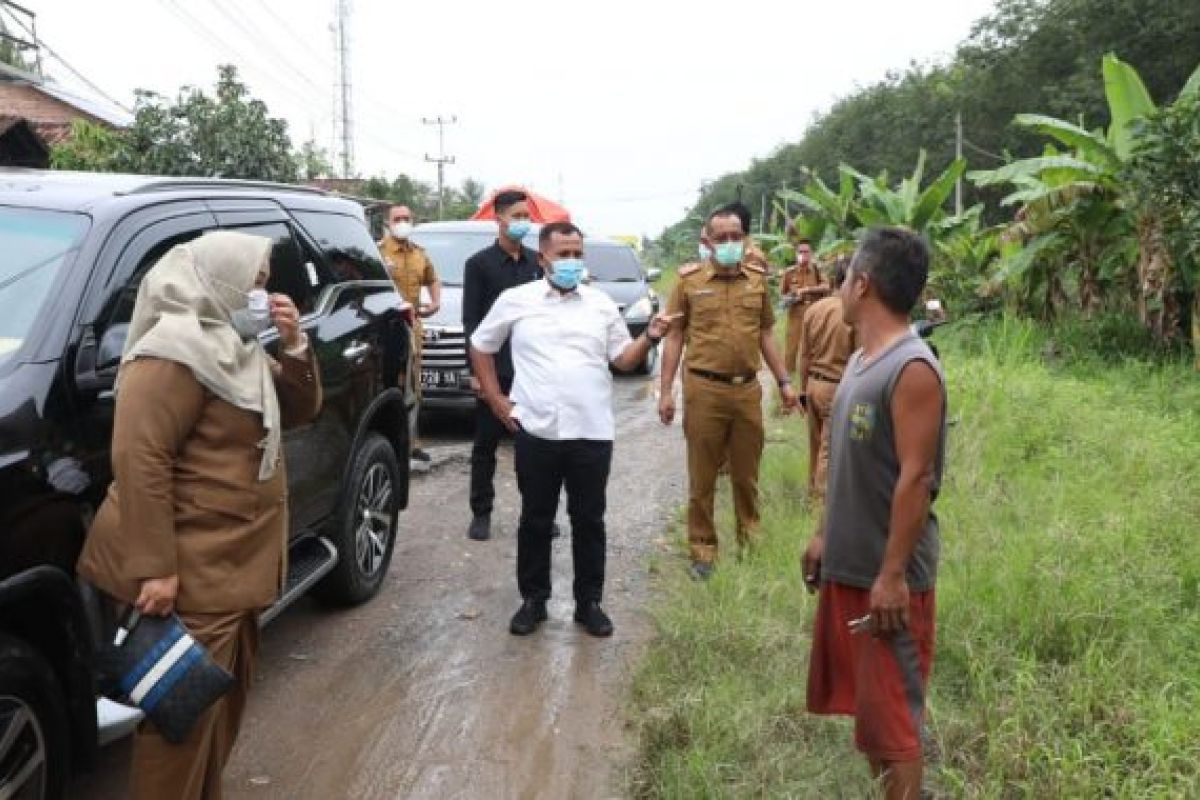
[
  {"x1": 742, "y1": 261, "x2": 766, "y2": 275},
  {"x1": 678, "y1": 262, "x2": 702, "y2": 277}
]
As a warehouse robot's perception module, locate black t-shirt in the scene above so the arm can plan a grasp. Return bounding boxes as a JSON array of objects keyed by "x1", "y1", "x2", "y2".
[{"x1": 462, "y1": 240, "x2": 543, "y2": 377}]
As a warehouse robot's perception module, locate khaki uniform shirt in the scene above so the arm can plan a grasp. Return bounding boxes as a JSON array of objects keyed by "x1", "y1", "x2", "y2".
[
  {"x1": 800, "y1": 295, "x2": 856, "y2": 380},
  {"x1": 667, "y1": 260, "x2": 774, "y2": 376},
  {"x1": 379, "y1": 235, "x2": 437, "y2": 309},
  {"x1": 78, "y1": 351, "x2": 322, "y2": 613},
  {"x1": 780, "y1": 263, "x2": 824, "y2": 321}
]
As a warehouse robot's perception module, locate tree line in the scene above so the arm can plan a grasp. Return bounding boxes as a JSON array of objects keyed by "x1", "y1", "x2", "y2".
[{"x1": 650, "y1": 0, "x2": 1200, "y2": 361}]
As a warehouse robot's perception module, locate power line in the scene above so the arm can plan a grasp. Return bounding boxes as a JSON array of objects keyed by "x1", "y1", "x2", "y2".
[
  {"x1": 156, "y1": 0, "x2": 320, "y2": 109},
  {"x1": 0, "y1": 3, "x2": 132, "y2": 113},
  {"x1": 205, "y1": 0, "x2": 326, "y2": 93},
  {"x1": 962, "y1": 137, "x2": 1007, "y2": 163}
]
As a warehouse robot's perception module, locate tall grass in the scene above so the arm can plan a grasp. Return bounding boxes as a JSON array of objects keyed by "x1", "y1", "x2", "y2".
[{"x1": 629, "y1": 316, "x2": 1200, "y2": 798}]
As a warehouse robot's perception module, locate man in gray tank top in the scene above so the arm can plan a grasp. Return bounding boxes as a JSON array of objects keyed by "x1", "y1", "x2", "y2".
[{"x1": 802, "y1": 228, "x2": 947, "y2": 800}]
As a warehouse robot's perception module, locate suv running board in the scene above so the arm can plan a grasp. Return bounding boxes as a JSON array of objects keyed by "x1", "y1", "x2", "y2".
[{"x1": 258, "y1": 536, "x2": 339, "y2": 628}]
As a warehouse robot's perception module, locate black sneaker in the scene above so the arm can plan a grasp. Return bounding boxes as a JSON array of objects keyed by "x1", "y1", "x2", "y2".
[
  {"x1": 573, "y1": 601, "x2": 614, "y2": 637},
  {"x1": 411, "y1": 448, "x2": 432, "y2": 463},
  {"x1": 509, "y1": 599, "x2": 547, "y2": 635},
  {"x1": 689, "y1": 562, "x2": 714, "y2": 581},
  {"x1": 467, "y1": 513, "x2": 491, "y2": 541}
]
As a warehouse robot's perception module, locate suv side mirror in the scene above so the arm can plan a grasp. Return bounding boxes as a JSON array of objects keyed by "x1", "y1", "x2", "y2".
[
  {"x1": 75, "y1": 324, "x2": 129, "y2": 393},
  {"x1": 646, "y1": 268, "x2": 662, "y2": 283},
  {"x1": 97, "y1": 324, "x2": 129, "y2": 372}
]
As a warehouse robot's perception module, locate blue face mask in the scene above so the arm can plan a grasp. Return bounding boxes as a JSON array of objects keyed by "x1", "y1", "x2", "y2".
[
  {"x1": 549, "y1": 258, "x2": 585, "y2": 291},
  {"x1": 505, "y1": 219, "x2": 532, "y2": 241},
  {"x1": 714, "y1": 241, "x2": 744, "y2": 267}
]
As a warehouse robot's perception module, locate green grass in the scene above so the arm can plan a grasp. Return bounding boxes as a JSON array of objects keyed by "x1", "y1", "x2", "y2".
[{"x1": 628, "y1": 316, "x2": 1200, "y2": 798}]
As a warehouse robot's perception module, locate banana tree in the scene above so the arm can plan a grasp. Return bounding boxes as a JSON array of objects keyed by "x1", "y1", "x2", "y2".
[
  {"x1": 775, "y1": 167, "x2": 860, "y2": 259},
  {"x1": 844, "y1": 149, "x2": 968, "y2": 237},
  {"x1": 970, "y1": 54, "x2": 1200, "y2": 342}
]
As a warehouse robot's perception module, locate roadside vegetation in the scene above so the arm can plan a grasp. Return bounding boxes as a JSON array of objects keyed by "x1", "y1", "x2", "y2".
[{"x1": 629, "y1": 316, "x2": 1200, "y2": 797}]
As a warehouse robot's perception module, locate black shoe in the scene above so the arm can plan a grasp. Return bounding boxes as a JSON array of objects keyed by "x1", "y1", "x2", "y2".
[
  {"x1": 467, "y1": 513, "x2": 491, "y2": 541},
  {"x1": 411, "y1": 448, "x2": 432, "y2": 463},
  {"x1": 574, "y1": 601, "x2": 614, "y2": 637},
  {"x1": 509, "y1": 599, "x2": 548, "y2": 635},
  {"x1": 689, "y1": 562, "x2": 714, "y2": 581}
]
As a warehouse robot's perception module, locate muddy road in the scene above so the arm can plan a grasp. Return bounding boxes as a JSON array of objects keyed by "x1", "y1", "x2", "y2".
[{"x1": 78, "y1": 374, "x2": 685, "y2": 799}]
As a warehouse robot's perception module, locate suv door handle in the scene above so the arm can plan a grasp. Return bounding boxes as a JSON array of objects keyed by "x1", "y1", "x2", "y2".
[{"x1": 343, "y1": 342, "x2": 371, "y2": 361}]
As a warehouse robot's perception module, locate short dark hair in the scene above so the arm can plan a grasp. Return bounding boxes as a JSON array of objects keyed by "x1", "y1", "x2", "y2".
[
  {"x1": 539, "y1": 221, "x2": 583, "y2": 247},
  {"x1": 852, "y1": 227, "x2": 930, "y2": 314},
  {"x1": 794, "y1": 237, "x2": 812, "y2": 248},
  {"x1": 494, "y1": 189, "x2": 528, "y2": 215},
  {"x1": 708, "y1": 201, "x2": 749, "y2": 232}
]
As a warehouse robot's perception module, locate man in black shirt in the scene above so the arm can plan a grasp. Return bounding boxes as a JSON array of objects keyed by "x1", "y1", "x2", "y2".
[{"x1": 462, "y1": 189, "x2": 542, "y2": 540}]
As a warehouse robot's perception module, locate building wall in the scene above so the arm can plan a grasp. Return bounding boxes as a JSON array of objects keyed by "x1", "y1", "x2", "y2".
[{"x1": 0, "y1": 83, "x2": 107, "y2": 143}]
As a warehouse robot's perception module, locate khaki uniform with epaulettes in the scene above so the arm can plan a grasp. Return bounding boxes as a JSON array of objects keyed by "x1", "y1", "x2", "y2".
[{"x1": 667, "y1": 258, "x2": 775, "y2": 564}]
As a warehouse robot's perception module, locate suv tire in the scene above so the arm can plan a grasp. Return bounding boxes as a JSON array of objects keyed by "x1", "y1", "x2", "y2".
[
  {"x1": 0, "y1": 633, "x2": 70, "y2": 800},
  {"x1": 313, "y1": 433, "x2": 401, "y2": 606}
]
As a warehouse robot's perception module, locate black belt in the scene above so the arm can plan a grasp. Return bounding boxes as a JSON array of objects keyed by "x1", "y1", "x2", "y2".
[
  {"x1": 689, "y1": 368, "x2": 757, "y2": 386},
  {"x1": 808, "y1": 370, "x2": 840, "y2": 383}
]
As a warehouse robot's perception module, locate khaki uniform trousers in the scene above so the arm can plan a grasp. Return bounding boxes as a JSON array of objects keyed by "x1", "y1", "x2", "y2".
[
  {"x1": 683, "y1": 374, "x2": 765, "y2": 564},
  {"x1": 806, "y1": 378, "x2": 839, "y2": 503},
  {"x1": 784, "y1": 308, "x2": 805, "y2": 375},
  {"x1": 130, "y1": 611, "x2": 259, "y2": 800}
]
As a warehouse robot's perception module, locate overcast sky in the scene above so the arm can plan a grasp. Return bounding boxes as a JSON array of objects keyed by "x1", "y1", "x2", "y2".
[{"x1": 29, "y1": 0, "x2": 997, "y2": 236}]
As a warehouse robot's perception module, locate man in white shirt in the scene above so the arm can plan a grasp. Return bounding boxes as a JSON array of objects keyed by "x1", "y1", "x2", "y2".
[{"x1": 470, "y1": 221, "x2": 673, "y2": 637}]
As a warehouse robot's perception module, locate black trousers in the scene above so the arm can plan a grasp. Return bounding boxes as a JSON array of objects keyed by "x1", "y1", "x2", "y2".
[
  {"x1": 469, "y1": 373, "x2": 514, "y2": 516},
  {"x1": 514, "y1": 430, "x2": 612, "y2": 605}
]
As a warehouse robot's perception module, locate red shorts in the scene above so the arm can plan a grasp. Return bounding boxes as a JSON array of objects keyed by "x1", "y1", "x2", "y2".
[{"x1": 807, "y1": 581, "x2": 936, "y2": 762}]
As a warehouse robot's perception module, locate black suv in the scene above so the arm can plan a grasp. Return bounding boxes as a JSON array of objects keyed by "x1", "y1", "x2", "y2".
[
  {"x1": 0, "y1": 169, "x2": 415, "y2": 797},
  {"x1": 409, "y1": 221, "x2": 661, "y2": 410}
]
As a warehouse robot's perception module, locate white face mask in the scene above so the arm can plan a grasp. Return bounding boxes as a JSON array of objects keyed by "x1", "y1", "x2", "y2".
[
  {"x1": 391, "y1": 221, "x2": 414, "y2": 240},
  {"x1": 230, "y1": 288, "x2": 271, "y2": 341}
]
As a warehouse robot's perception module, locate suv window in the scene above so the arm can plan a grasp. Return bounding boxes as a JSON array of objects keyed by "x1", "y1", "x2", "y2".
[
  {"x1": 107, "y1": 230, "x2": 206, "y2": 329},
  {"x1": 294, "y1": 211, "x2": 389, "y2": 283},
  {"x1": 229, "y1": 223, "x2": 327, "y2": 315},
  {"x1": 584, "y1": 244, "x2": 642, "y2": 283},
  {"x1": 0, "y1": 208, "x2": 89, "y2": 364}
]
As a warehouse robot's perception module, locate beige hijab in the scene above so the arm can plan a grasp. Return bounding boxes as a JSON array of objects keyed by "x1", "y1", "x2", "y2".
[{"x1": 119, "y1": 230, "x2": 283, "y2": 481}]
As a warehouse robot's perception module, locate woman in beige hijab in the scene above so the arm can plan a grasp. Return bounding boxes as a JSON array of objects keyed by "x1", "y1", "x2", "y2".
[{"x1": 78, "y1": 230, "x2": 322, "y2": 800}]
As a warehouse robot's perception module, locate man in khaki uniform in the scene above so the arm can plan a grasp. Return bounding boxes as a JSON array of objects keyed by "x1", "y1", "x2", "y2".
[
  {"x1": 780, "y1": 238, "x2": 829, "y2": 376},
  {"x1": 659, "y1": 204, "x2": 800, "y2": 578},
  {"x1": 379, "y1": 204, "x2": 441, "y2": 465},
  {"x1": 799, "y1": 257, "x2": 855, "y2": 503}
]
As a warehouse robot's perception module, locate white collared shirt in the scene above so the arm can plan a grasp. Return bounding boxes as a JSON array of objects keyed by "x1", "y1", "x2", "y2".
[{"x1": 470, "y1": 279, "x2": 633, "y2": 441}]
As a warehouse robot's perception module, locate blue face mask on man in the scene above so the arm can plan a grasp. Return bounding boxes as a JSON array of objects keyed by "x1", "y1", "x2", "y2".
[
  {"x1": 549, "y1": 258, "x2": 585, "y2": 291},
  {"x1": 505, "y1": 219, "x2": 532, "y2": 241},
  {"x1": 714, "y1": 241, "x2": 744, "y2": 267}
]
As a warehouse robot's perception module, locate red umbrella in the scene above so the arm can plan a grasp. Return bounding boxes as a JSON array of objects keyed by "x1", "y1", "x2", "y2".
[{"x1": 471, "y1": 185, "x2": 572, "y2": 223}]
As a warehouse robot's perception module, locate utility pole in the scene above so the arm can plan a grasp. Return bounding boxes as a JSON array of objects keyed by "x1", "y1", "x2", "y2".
[
  {"x1": 422, "y1": 115, "x2": 457, "y2": 219},
  {"x1": 955, "y1": 110, "x2": 964, "y2": 216},
  {"x1": 333, "y1": 0, "x2": 355, "y2": 178}
]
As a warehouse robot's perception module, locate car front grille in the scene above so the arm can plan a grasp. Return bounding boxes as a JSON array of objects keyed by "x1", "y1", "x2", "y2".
[{"x1": 421, "y1": 326, "x2": 468, "y2": 370}]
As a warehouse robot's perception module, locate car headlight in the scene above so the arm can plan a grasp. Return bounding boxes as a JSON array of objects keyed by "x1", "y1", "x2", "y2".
[{"x1": 624, "y1": 297, "x2": 654, "y2": 322}]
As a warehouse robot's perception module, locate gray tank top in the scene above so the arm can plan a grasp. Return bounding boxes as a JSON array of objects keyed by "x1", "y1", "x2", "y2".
[{"x1": 821, "y1": 333, "x2": 946, "y2": 591}]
